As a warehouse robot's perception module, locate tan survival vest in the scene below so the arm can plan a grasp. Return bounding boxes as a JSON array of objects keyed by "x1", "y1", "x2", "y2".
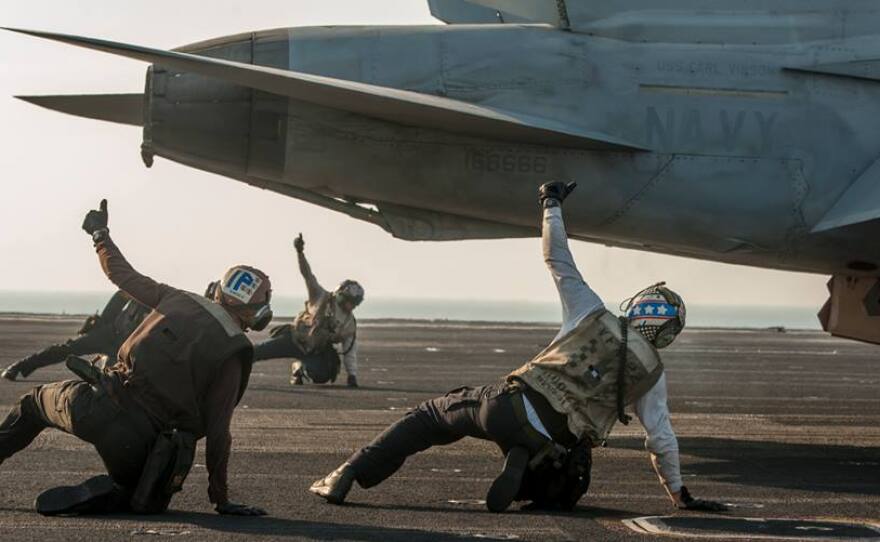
[
  {"x1": 508, "y1": 309, "x2": 663, "y2": 446},
  {"x1": 291, "y1": 293, "x2": 356, "y2": 354}
]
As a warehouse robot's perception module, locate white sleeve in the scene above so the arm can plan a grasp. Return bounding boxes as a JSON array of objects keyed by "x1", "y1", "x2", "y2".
[
  {"x1": 341, "y1": 337, "x2": 358, "y2": 377},
  {"x1": 634, "y1": 373, "x2": 683, "y2": 493},
  {"x1": 543, "y1": 206, "x2": 605, "y2": 338}
]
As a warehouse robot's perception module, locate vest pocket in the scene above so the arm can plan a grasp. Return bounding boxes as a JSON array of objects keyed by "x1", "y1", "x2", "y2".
[
  {"x1": 67, "y1": 382, "x2": 98, "y2": 427},
  {"x1": 146, "y1": 320, "x2": 188, "y2": 364}
]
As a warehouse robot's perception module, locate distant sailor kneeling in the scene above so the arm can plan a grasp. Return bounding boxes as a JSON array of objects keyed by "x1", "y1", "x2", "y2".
[
  {"x1": 252, "y1": 233, "x2": 363, "y2": 387},
  {"x1": 309, "y1": 181, "x2": 728, "y2": 513}
]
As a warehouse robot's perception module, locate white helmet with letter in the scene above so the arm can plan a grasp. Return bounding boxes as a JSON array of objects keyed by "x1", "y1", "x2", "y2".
[{"x1": 209, "y1": 265, "x2": 274, "y2": 331}]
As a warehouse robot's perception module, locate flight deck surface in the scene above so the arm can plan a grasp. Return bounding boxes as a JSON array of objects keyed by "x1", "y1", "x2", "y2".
[{"x1": 0, "y1": 317, "x2": 877, "y2": 541}]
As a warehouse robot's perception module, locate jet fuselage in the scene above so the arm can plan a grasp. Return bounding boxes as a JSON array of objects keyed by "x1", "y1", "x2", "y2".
[{"x1": 143, "y1": 25, "x2": 880, "y2": 276}]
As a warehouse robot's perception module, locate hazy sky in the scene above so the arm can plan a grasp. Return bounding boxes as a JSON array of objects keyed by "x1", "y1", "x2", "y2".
[{"x1": 0, "y1": 1, "x2": 829, "y2": 309}]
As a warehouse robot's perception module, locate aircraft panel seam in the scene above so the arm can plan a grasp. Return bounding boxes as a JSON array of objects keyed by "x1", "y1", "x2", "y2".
[
  {"x1": 639, "y1": 84, "x2": 788, "y2": 100},
  {"x1": 598, "y1": 156, "x2": 675, "y2": 229}
]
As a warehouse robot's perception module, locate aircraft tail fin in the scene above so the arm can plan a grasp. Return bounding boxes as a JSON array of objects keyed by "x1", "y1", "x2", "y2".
[
  {"x1": 4, "y1": 28, "x2": 644, "y2": 152},
  {"x1": 15, "y1": 93, "x2": 144, "y2": 126}
]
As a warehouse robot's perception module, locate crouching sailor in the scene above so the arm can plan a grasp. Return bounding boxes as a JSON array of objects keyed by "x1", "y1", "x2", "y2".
[
  {"x1": 309, "y1": 182, "x2": 727, "y2": 513},
  {"x1": 0, "y1": 200, "x2": 273, "y2": 517},
  {"x1": 1, "y1": 290, "x2": 150, "y2": 381},
  {"x1": 253, "y1": 233, "x2": 363, "y2": 387}
]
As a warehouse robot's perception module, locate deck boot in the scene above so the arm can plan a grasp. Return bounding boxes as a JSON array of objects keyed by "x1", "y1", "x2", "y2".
[{"x1": 486, "y1": 447, "x2": 529, "y2": 513}]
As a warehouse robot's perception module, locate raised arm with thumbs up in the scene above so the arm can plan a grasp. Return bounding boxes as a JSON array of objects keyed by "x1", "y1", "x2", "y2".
[{"x1": 82, "y1": 199, "x2": 109, "y2": 243}]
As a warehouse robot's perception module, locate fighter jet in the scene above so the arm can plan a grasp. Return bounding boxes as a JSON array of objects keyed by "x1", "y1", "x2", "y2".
[{"x1": 6, "y1": 0, "x2": 880, "y2": 343}]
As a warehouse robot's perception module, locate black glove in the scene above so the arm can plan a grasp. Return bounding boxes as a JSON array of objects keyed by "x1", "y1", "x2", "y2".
[
  {"x1": 294, "y1": 233, "x2": 305, "y2": 254},
  {"x1": 82, "y1": 199, "x2": 109, "y2": 237},
  {"x1": 677, "y1": 486, "x2": 728, "y2": 512},
  {"x1": 539, "y1": 181, "x2": 577, "y2": 208},
  {"x1": 215, "y1": 502, "x2": 268, "y2": 516}
]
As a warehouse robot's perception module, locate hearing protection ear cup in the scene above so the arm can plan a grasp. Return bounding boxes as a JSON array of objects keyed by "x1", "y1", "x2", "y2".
[
  {"x1": 250, "y1": 305, "x2": 273, "y2": 332},
  {"x1": 652, "y1": 320, "x2": 682, "y2": 349},
  {"x1": 651, "y1": 286, "x2": 685, "y2": 349},
  {"x1": 204, "y1": 281, "x2": 220, "y2": 300},
  {"x1": 655, "y1": 285, "x2": 686, "y2": 327}
]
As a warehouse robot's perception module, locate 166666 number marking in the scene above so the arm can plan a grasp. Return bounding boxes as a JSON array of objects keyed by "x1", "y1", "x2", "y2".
[{"x1": 466, "y1": 150, "x2": 549, "y2": 174}]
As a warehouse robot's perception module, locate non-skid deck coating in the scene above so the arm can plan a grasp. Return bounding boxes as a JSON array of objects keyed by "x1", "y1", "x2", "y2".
[{"x1": 0, "y1": 317, "x2": 877, "y2": 541}]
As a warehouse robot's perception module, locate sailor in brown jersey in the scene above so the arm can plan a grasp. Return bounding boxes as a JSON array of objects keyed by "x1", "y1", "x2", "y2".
[
  {"x1": 310, "y1": 182, "x2": 728, "y2": 514},
  {"x1": 0, "y1": 200, "x2": 274, "y2": 517}
]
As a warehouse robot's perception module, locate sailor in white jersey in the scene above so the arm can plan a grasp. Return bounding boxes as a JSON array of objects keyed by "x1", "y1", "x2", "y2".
[{"x1": 309, "y1": 181, "x2": 727, "y2": 514}]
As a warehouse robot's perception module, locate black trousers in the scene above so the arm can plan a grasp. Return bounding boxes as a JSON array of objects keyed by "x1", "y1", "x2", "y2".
[
  {"x1": 253, "y1": 334, "x2": 338, "y2": 384},
  {"x1": 14, "y1": 325, "x2": 119, "y2": 377},
  {"x1": 0, "y1": 380, "x2": 157, "y2": 489},
  {"x1": 348, "y1": 383, "x2": 551, "y2": 488}
]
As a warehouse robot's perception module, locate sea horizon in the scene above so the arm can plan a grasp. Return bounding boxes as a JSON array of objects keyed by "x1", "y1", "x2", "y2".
[{"x1": 0, "y1": 290, "x2": 822, "y2": 330}]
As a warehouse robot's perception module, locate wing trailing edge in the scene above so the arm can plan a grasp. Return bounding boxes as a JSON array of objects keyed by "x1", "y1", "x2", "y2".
[
  {"x1": 4, "y1": 28, "x2": 645, "y2": 152},
  {"x1": 15, "y1": 94, "x2": 144, "y2": 126},
  {"x1": 785, "y1": 60, "x2": 880, "y2": 83},
  {"x1": 812, "y1": 155, "x2": 880, "y2": 233}
]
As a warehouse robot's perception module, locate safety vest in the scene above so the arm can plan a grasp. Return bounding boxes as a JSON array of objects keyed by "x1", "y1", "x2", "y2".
[
  {"x1": 508, "y1": 309, "x2": 663, "y2": 446},
  {"x1": 113, "y1": 298, "x2": 152, "y2": 341},
  {"x1": 115, "y1": 291, "x2": 254, "y2": 436},
  {"x1": 292, "y1": 293, "x2": 356, "y2": 354}
]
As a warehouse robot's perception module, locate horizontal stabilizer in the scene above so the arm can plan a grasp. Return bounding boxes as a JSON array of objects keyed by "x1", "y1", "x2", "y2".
[
  {"x1": 3, "y1": 28, "x2": 644, "y2": 152},
  {"x1": 812, "y1": 155, "x2": 880, "y2": 233},
  {"x1": 15, "y1": 93, "x2": 143, "y2": 126}
]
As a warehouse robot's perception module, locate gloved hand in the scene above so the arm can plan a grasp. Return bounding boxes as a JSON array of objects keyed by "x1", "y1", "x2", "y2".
[
  {"x1": 676, "y1": 486, "x2": 728, "y2": 512},
  {"x1": 82, "y1": 199, "x2": 109, "y2": 237},
  {"x1": 215, "y1": 501, "x2": 268, "y2": 516},
  {"x1": 77, "y1": 314, "x2": 101, "y2": 335},
  {"x1": 539, "y1": 181, "x2": 577, "y2": 208},
  {"x1": 294, "y1": 233, "x2": 305, "y2": 254}
]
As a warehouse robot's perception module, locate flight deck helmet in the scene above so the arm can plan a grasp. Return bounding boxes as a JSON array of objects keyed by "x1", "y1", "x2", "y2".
[
  {"x1": 335, "y1": 280, "x2": 364, "y2": 311},
  {"x1": 212, "y1": 265, "x2": 274, "y2": 331},
  {"x1": 622, "y1": 282, "x2": 686, "y2": 349}
]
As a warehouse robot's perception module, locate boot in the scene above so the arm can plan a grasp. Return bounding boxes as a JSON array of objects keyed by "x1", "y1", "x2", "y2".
[
  {"x1": 65, "y1": 356, "x2": 102, "y2": 386},
  {"x1": 290, "y1": 362, "x2": 304, "y2": 386},
  {"x1": 347, "y1": 374, "x2": 359, "y2": 388},
  {"x1": 309, "y1": 463, "x2": 356, "y2": 504},
  {"x1": 486, "y1": 446, "x2": 529, "y2": 513},
  {"x1": 35, "y1": 475, "x2": 124, "y2": 516},
  {"x1": 2, "y1": 345, "x2": 71, "y2": 382},
  {"x1": 1, "y1": 362, "x2": 24, "y2": 381}
]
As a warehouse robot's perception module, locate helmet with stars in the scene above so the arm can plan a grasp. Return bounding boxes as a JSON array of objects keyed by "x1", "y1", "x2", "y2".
[{"x1": 623, "y1": 283, "x2": 686, "y2": 349}]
